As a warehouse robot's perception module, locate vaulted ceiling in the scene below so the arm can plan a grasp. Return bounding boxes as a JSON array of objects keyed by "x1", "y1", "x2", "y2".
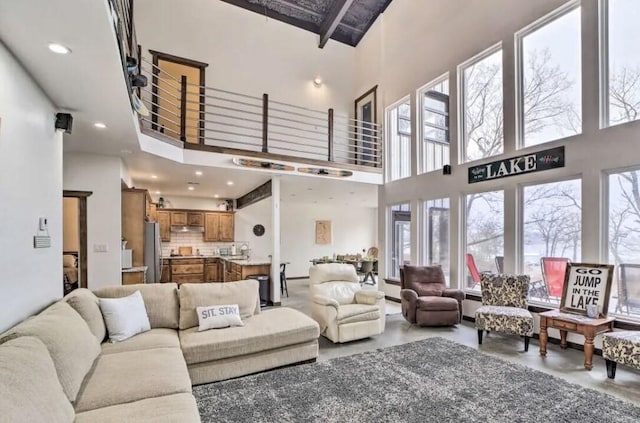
[{"x1": 220, "y1": 0, "x2": 392, "y2": 47}]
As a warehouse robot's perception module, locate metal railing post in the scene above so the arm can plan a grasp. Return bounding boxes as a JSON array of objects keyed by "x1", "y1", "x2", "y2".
[
  {"x1": 262, "y1": 93, "x2": 269, "y2": 153},
  {"x1": 328, "y1": 108, "x2": 334, "y2": 161},
  {"x1": 180, "y1": 75, "x2": 187, "y2": 142}
]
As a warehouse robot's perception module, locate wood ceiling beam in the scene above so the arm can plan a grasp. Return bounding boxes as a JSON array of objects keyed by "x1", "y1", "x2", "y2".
[{"x1": 318, "y1": 0, "x2": 355, "y2": 49}]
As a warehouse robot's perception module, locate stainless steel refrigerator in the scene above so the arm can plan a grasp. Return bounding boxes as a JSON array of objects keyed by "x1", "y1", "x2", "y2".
[{"x1": 144, "y1": 222, "x2": 162, "y2": 283}]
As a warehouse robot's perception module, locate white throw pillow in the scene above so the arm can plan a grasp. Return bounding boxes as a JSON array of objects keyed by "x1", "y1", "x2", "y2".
[
  {"x1": 99, "y1": 291, "x2": 151, "y2": 342},
  {"x1": 197, "y1": 304, "x2": 244, "y2": 331}
]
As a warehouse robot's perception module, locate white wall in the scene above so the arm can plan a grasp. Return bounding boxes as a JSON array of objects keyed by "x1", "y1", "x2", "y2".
[
  {"x1": 0, "y1": 42, "x2": 62, "y2": 332},
  {"x1": 63, "y1": 153, "x2": 123, "y2": 290},
  {"x1": 359, "y1": 0, "x2": 640, "y2": 324},
  {"x1": 281, "y1": 203, "x2": 378, "y2": 278},
  {"x1": 234, "y1": 198, "x2": 273, "y2": 260},
  {"x1": 135, "y1": 0, "x2": 357, "y2": 113}
]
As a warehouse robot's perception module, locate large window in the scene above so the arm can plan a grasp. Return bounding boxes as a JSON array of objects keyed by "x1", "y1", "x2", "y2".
[
  {"x1": 389, "y1": 203, "x2": 411, "y2": 279},
  {"x1": 460, "y1": 46, "x2": 503, "y2": 163},
  {"x1": 423, "y1": 198, "x2": 450, "y2": 284},
  {"x1": 464, "y1": 191, "x2": 504, "y2": 292},
  {"x1": 517, "y1": 3, "x2": 582, "y2": 147},
  {"x1": 608, "y1": 170, "x2": 640, "y2": 320},
  {"x1": 419, "y1": 75, "x2": 450, "y2": 173},
  {"x1": 602, "y1": 0, "x2": 640, "y2": 127},
  {"x1": 386, "y1": 98, "x2": 411, "y2": 181},
  {"x1": 522, "y1": 179, "x2": 582, "y2": 304}
]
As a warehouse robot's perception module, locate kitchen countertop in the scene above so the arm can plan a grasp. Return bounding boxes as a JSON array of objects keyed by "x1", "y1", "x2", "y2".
[
  {"x1": 122, "y1": 266, "x2": 147, "y2": 273},
  {"x1": 224, "y1": 258, "x2": 272, "y2": 266},
  {"x1": 161, "y1": 256, "x2": 272, "y2": 266}
]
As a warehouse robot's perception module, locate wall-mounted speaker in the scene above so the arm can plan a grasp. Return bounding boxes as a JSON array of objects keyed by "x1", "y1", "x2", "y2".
[
  {"x1": 443, "y1": 164, "x2": 452, "y2": 175},
  {"x1": 55, "y1": 113, "x2": 73, "y2": 134}
]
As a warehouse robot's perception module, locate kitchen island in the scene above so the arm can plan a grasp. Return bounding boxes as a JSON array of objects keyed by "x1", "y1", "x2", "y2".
[{"x1": 160, "y1": 255, "x2": 271, "y2": 284}]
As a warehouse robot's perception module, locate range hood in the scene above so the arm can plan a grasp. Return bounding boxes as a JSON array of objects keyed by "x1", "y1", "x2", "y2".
[{"x1": 171, "y1": 225, "x2": 205, "y2": 233}]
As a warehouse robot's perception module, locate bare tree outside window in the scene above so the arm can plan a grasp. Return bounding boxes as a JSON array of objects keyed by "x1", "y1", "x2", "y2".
[
  {"x1": 523, "y1": 179, "x2": 582, "y2": 304},
  {"x1": 462, "y1": 49, "x2": 503, "y2": 162},
  {"x1": 608, "y1": 170, "x2": 640, "y2": 318},
  {"x1": 465, "y1": 191, "x2": 504, "y2": 291},
  {"x1": 607, "y1": 0, "x2": 640, "y2": 126},
  {"x1": 520, "y1": 6, "x2": 582, "y2": 146},
  {"x1": 387, "y1": 99, "x2": 411, "y2": 181}
]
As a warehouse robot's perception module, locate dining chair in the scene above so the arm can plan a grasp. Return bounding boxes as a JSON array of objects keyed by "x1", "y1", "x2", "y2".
[
  {"x1": 495, "y1": 256, "x2": 504, "y2": 274},
  {"x1": 540, "y1": 257, "x2": 570, "y2": 302},
  {"x1": 280, "y1": 263, "x2": 288, "y2": 298},
  {"x1": 466, "y1": 253, "x2": 486, "y2": 290},
  {"x1": 359, "y1": 260, "x2": 376, "y2": 285},
  {"x1": 616, "y1": 263, "x2": 640, "y2": 314}
]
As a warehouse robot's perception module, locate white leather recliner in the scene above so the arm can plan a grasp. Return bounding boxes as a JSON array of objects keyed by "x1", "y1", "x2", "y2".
[{"x1": 309, "y1": 263, "x2": 385, "y2": 343}]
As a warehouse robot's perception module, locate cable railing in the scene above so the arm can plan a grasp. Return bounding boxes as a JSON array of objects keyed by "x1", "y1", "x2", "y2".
[
  {"x1": 109, "y1": 0, "x2": 382, "y2": 169},
  {"x1": 135, "y1": 57, "x2": 382, "y2": 168}
]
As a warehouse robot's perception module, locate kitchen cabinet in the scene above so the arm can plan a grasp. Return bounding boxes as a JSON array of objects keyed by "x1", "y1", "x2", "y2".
[
  {"x1": 160, "y1": 259, "x2": 171, "y2": 283},
  {"x1": 148, "y1": 203, "x2": 158, "y2": 222},
  {"x1": 158, "y1": 211, "x2": 171, "y2": 242},
  {"x1": 122, "y1": 189, "x2": 152, "y2": 267},
  {"x1": 171, "y1": 211, "x2": 187, "y2": 226},
  {"x1": 122, "y1": 268, "x2": 146, "y2": 285},
  {"x1": 205, "y1": 258, "x2": 220, "y2": 282},
  {"x1": 204, "y1": 212, "x2": 235, "y2": 242},
  {"x1": 219, "y1": 213, "x2": 234, "y2": 241},
  {"x1": 187, "y1": 212, "x2": 204, "y2": 226},
  {"x1": 170, "y1": 258, "x2": 204, "y2": 285},
  {"x1": 223, "y1": 260, "x2": 270, "y2": 282}
]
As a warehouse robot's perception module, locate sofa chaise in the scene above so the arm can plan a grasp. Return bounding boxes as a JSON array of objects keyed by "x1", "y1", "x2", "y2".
[{"x1": 0, "y1": 280, "x2": 320, "y2": 422}]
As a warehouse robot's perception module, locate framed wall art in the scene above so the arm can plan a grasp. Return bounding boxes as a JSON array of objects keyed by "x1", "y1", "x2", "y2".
[{"x1": 560, "y1": 263, "x2": 614, "y2": 318}]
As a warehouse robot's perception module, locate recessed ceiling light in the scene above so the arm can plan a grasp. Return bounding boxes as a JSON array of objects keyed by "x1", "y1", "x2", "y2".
[
  {"x1": 188, "y1": 186, "x2": 195, "y2": 191},
  {"x1": 227, "y1": 181, "x2": 234, "y2": 186},
  {"x1": 195, "y1": 170, "x2": 203, "y2": 176},
  {"x1": 48, "y1": 43, "x2": 71, "y2": 54},
  {"x1": 329, "y1": 197, "x2": 334, "y2": 200},
  {"x1": 151, "y1": 175, "x2": 158, "y2": 179},
  {"x1": 291, "y1": 193, "x2": 296, "y2": 197},
  {"x1": 307, "y1": 188, "x2": 313, "y2": 191},
  {"x1": 94, "y1": 122, "x2": 107, "y2": 129},
  {"x1": 214, "y1": 194, "x2": 220, "y2": 198},
  {"x1": 155, "y1": 191, "x2": 161, "y2": 195}
]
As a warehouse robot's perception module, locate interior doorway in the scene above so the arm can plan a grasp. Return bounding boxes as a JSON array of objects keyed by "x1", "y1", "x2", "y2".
[
  {"x1": 63, "y1": 190, "x2": 91, "y2": 294},
  {"x1": 150, "y1": 50, "x2": 208, "y2": 145}
]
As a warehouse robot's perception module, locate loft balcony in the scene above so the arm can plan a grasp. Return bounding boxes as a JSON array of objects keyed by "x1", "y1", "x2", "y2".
[{"x1": 111, "y1": 0, "x2": 383, "y2": 179}]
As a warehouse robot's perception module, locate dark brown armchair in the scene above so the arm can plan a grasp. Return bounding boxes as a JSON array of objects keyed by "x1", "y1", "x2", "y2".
[{"x1": 400, "y1": 265, "x2": 465, "y2": 326}]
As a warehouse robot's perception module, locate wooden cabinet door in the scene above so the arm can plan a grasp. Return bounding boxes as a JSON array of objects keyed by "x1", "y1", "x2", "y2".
[
  {"x1": 204, "y1": 213, "x2": 220, "y2": 242},
  {"x1": 173, "y1": 274, "x2": 203, "y2": 285},
  {"x1": 219, "y1": 213, "x2": 234, "y2": 241},
  {"x1": 148, "y1": 203, "x2": 158, "y2": 222},
  {"x1": 158, "y1": 211, "x2": 171, "y2": 242},
  {"x1": 187, "y1": 212, "x2": 204, "y2": 226},
  {"x1": 205, "y1": 263, "x2": 219, "y2": 282},
  {"x1": 171, "y1": 211, "x2": 187, "y2": 226},
  {"x1": 160, "y1": 264, "x2": 171, "y2": 283}
]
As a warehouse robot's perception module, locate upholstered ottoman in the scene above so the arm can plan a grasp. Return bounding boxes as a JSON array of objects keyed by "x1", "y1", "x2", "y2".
[{"x1": 603, "y1": 331, "x2": 640, "y2": 379}]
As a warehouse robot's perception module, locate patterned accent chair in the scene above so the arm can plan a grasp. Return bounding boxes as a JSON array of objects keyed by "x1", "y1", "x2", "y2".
[
  {"x1": 475, "y1": 274, "x2": 534, "y2": 352},
  {"x1": 400, "y1": 265, "x2": 464, "y2": 326},
  {"x1": 603, "y1": 331, "x2": 640, "y2": 379}
]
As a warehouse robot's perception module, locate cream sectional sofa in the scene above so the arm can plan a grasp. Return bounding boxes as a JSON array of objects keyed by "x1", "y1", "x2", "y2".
[{"x1": 0, "y1": 280, "x2": 319, "y2": 422}]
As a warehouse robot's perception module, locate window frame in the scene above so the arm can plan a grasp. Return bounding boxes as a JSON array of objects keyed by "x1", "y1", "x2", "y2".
[
  {"x1": 603, "y1": 165, "x2": 640, "y2": 323},
  {"x1": 457, "y1": 43, "x2": 504, "y2": 164},
  {"x1": 387, "y1": 203, "x2": 412, "y2": 280},
  {"x1": 421, "y1": 197, "x2": 451, "y2": 285},
  {"x1": 514, "y1": 0, "x2": 582, "y2": 148},
  {"x1": 417, "y1": 73, "x2": 450, "y2": 175},
  {"x1": 517, "y1": 175, "x2": 584, "y2": 307},
  {"x1": 385, "y1": 96, "x2": 412, "y2": 182},
  {"x1": 461, "y1": 187, "x2": 506, "y2": 294}
]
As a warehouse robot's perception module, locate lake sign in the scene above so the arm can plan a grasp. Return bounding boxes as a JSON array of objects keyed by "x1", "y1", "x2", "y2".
[{"x1": 468, "y1": 146, "x2": 565, "y2": 184}]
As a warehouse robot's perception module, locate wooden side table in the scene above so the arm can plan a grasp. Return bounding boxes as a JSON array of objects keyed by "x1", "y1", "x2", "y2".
[{"x1": 539, "y1": 310, "x2": 615, "y2": 370}]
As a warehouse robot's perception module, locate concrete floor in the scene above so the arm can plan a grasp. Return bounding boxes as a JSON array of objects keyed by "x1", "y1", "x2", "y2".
[{"x1": 282, "y1": 278, "x2": 640, "y2": 404}]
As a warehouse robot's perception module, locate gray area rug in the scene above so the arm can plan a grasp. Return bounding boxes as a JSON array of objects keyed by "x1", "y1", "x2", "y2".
[{"x1": 194, "y1": 337, "x2": 640, "y2": 422}]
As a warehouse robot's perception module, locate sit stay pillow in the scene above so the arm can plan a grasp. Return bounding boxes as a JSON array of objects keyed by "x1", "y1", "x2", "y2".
[
  {"x1": 197, "y1": 304, "x2": 244, "y2": 331},
  {"x1": 99, "y1": 291, "x2": 151, "y2": 342}
]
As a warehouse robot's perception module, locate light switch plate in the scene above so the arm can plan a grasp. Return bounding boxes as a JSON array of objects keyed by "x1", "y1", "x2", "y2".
[{"x1": 94, "y1": 243, "x2": 109, "y2": 253}]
